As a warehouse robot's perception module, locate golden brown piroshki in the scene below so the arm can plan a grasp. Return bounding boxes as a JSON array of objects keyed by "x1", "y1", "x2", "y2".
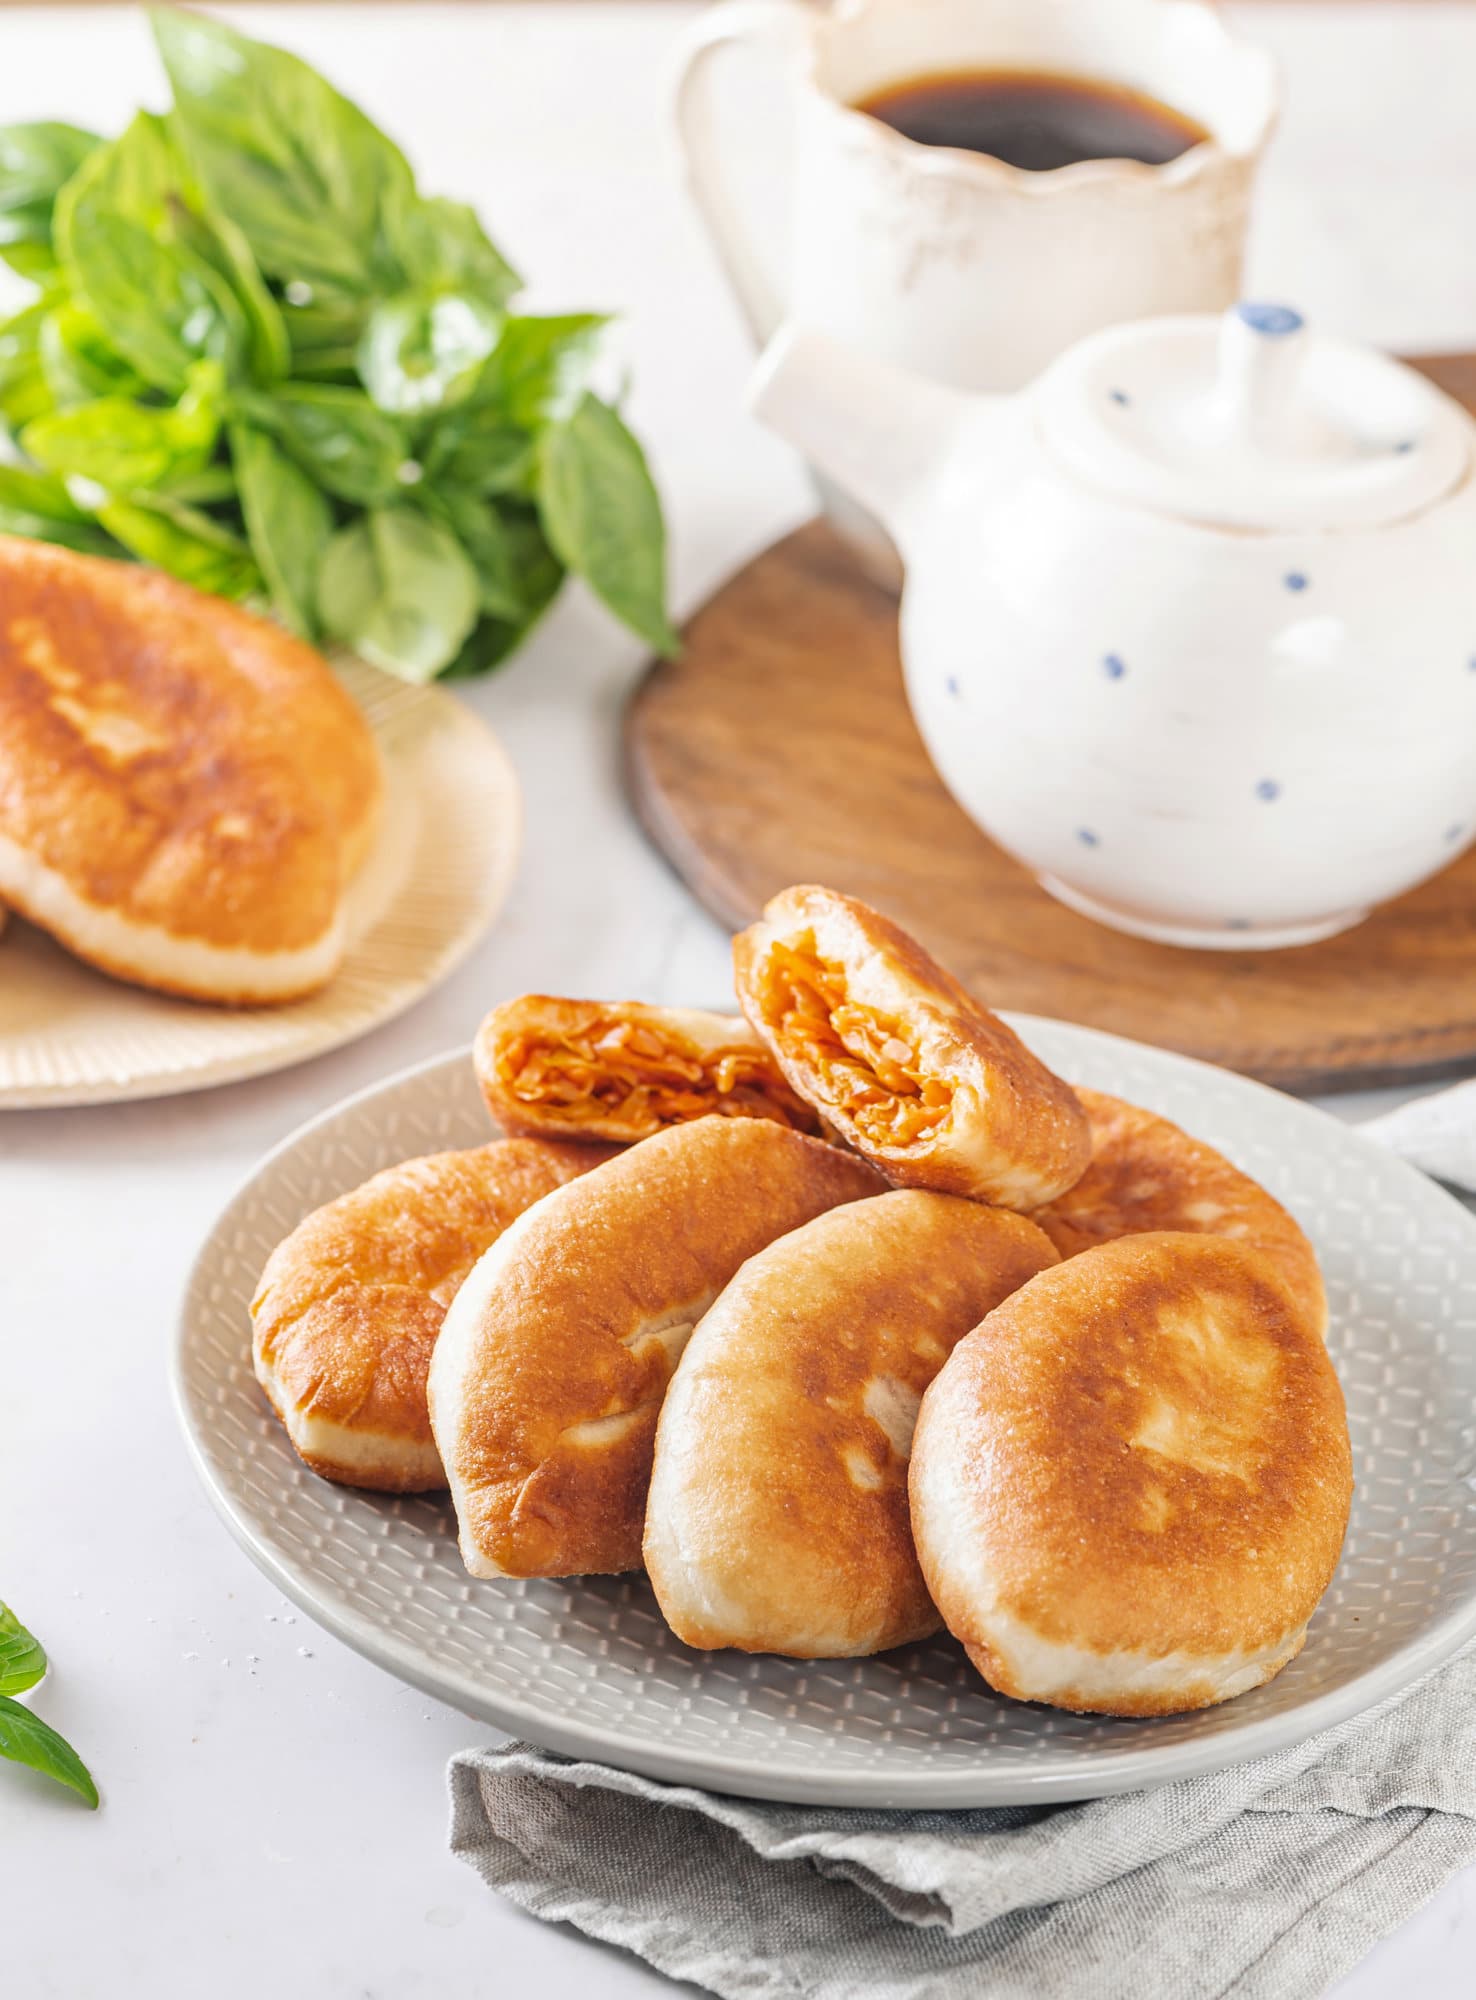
[
  {"x1": 428, "y1": 1115, "x2": 885, "y2": 1579},
  {"x1": 0, "y1": 538, "x2": 380, "y2": 1002},
  {"x1": 1035, "y1": 1088, "x2": 1328, "y2": 1338},
  {"x1": 910, "y1": 1232, "x2": 1353, "y2": 1716},
  {"x1": 645, "y1": 1190, "x2": 1058, "y2": 1656},
  {"x1": 253, "y1": 1139, "x2": 614, "y2": 1491},
  {"x1": 733, "y1": 884, "x2": 1090, "y2": 1207}
]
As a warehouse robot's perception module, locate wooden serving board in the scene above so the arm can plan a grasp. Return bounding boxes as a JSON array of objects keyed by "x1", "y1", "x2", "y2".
[{"x1": 626, "y1": 354, "x2": 1476, "y2": 1094}]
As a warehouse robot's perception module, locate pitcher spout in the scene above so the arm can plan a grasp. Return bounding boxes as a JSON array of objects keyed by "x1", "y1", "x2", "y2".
[{"x1": 749, "y1": 326, "x2": 980, "y2": 554}]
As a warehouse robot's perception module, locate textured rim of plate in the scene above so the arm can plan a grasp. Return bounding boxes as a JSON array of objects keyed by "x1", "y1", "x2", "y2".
[
  {"x1": 173, "y1": 1028, "x2": 1476, "y2": 1806},
  {"x1": 0, "y1": 664, "x2": 520, "y2": 1109}
]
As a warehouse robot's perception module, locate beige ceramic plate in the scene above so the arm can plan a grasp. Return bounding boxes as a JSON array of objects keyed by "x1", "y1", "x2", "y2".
[{"x1": 0, "y1": 663, "x2": 520, "y2": 1108}]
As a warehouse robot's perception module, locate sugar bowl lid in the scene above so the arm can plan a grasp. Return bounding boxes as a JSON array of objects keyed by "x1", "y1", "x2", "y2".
[{"x1": 1034, "y1": 303, "x2": 1470, "y2": 531}]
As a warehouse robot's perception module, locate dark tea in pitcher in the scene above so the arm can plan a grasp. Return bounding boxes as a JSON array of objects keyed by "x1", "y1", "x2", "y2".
[{"x1": 855, "y1": 69, "x2": 1210, "y2": 172}]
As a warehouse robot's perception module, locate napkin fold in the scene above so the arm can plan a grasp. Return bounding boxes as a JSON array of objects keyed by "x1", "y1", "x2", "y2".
[{"x1": 450, "y1": 1642, "x2": 1476, "y2": 2000}]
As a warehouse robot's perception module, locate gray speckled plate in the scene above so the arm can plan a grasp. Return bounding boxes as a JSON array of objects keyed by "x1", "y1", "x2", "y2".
[{"x1": 173, "y1": 1024, "x2": 1476, "y2": 1807}]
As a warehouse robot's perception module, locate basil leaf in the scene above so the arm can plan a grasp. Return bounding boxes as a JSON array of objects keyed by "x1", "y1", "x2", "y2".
[
  {"x1": 0, "y1": 463, "x2": 118, "y2": 552},
  {"x1": 416, "y1": 486, "x2": 534, "y2": 623},
  {"x1": 318, "y1": 506, "x2": 478, "y2": 681},
  {"x1": 161, "y1": 464, "x2": 239, "y2": 507},
  {"x1": 22, "y1": 360, "x2": 224, "y2": 492},
  {"x1": 475, "y1": 313, "x2": 607, "y2": 428},
  {"x1": 0, "y1": 1606, "x2": 47, "y2": 1697},
  {"x1": 0, "y1": 1694, "x2": 97, "y2": 1807},
  {"x1": 357, "y1": 289, "x2": 502, "y2": 418},
  {"x1": 0, "y1": 122, "x2": 100, "y2": 280},
  {"x1": 440, "y1": 613, "x2": 526, "y2": 679},
  {"x1": 230, "y1": 423, "x2": 330, "y2": 637},
  {"x1": 382, "y1": 186, "x2": 519, "y2": 306},
  {"x1": 422, "y1": 408, "x2": 534, "y2": 496},
  {"x1": 39, "y1": 301, "x2": 145, "y2": 407},
  {"x1": 538, "y1": 392, "x2": 676, "y2": 654},
  {"x1": 98, "y1": 491, "x2": 260, "y2": 600},
  {"x1": 0, "y1": 121, "x2": 100, "y2": 216},
  {"x1": 153, "y1": 8, "x2": 414, "y2": 295},
  {"x1": 281, "y1": 293, "x2": 366, "y2": 382},
  {"x1": 55, "y1": 116, "x2": 249, "y2": 392},
  {"x1": 0, "y1": 299, "x2": 57, "y2": 431},
  {"x1": 0, "y1": 462, "x2": 89, "y2": 522},
  {"x1": 172, "y1": 185, "x2": 290, "y2": 387},
  {"x1": 235, "y1": 384, "x2": 409, "y2": 506}
]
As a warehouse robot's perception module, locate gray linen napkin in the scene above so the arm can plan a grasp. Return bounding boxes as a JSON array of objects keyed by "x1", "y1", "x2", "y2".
[
  {"x1": 1363, "y1": 1079, "x2": 1476, "y2": 1194},
  {"x1": 449, "y1": 1639, "x2": 1476, "y2": 2000}
]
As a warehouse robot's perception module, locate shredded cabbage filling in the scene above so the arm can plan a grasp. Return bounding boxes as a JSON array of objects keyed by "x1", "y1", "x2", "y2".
[
  {"x1": 500, "y1": 1017, "x2": 809, "y2": 1132},
  {"x1": 764, "y1": 940, "x2": 951, "y2": 1149}
]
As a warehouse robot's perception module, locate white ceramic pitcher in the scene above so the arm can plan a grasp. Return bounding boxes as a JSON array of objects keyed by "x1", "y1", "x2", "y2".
[{"x1": 677, "y1": 0, "x2": 1278, "y2": 577}]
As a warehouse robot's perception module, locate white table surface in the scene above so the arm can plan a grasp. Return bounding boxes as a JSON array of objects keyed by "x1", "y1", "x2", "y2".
[{"x1": 5, "y1": 4, "x2": 1476, "y2": 1993}]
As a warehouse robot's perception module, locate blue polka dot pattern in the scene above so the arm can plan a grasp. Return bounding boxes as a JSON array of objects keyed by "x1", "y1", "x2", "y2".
[
  {"x1": 1076, "y1": 828, "x2": 1100, "y2": 848},
  {"x1": 946, "y1": 675, "x2": 961, "y2": 699},
  {"x1": 1446, "y1": 823, "x2": 1466, "y2": 845},
  {"x1": 1237, "y1": 302, "x2": 1304, "y2": 337},
  {"x1": 1109, "y1": 389, "x2": 1130, "y2": 407},
  {"x1": 1256, "y1": 779, "x2": 1282, "y2": 802},
  {"x1": 1284, "y1": 573, "x2": 1309, "y2": 593},
  {"x1": 1103, "y1": 653, "x2": 1127, "y2": 680}
]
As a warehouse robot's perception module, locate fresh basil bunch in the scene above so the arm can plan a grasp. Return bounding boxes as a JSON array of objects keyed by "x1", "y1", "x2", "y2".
[{"x1": 0, "y1": 10, "x2": 677, "y2": 679}]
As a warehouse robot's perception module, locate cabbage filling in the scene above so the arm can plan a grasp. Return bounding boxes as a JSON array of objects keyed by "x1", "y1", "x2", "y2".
[
  {"x1": 764, "y1": 941, "x2": 952, "y2": 1149},
  {"x1": 501, "y1": 1017, "x2": 809, "y2": 1132}
]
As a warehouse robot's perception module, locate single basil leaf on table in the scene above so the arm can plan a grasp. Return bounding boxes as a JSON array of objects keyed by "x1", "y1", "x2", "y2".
[
  {"x1": 0, "y1": 1693, "x2": 97, "y2": 1807},
  {"x1": 0, "y1": 122, "x2": 100, "y2": 263},
  {"x1": 21, "y1": 358, "x2": 225, "y2": 491},
  {"x1": 382, "y1": 183, "x2": 519, "y2": 305},
  {"x1": 55, "y1": 120, "x2": 250, "y2": 393},
  {"x1": 0, "y1": 1605, "x2": 47, "y2": 1696},
  {"x1": 473, "y1": 313, "x2": 608, "y2": 429},
  {"x1": 98, "y1": 491, "x2": 261, "y2": 601},
  {"x1": 234, "y1": 383, "x2": 410, "y2": 507},
  {"x1": 152, "y1": 8, "x2": 414, "y2": 296},
  {"x1": 318, "y1": 505, "x2": 479, "y2": 681},
  {"x1": 538, "y1": 391, "x2": 677, "y2": 655},
  {"x1": 357, "y1": 289, "x2": 502, "y2": 419},
  {"x1": 39, "y1": 300, "x2": 146, "y2": 408},
  {"x1": 230, "y1": 423, "x2": 331, "y2": 638}
]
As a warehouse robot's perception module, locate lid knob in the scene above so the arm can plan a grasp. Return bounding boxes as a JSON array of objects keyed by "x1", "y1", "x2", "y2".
[{"x1": 1212, "y1": 304, "x2": 1310, "y2": 452}]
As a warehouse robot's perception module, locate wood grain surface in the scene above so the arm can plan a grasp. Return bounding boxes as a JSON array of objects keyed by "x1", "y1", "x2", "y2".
[{"x1": 625, "y1": 353, "x2": 1476, "y2": 1093}]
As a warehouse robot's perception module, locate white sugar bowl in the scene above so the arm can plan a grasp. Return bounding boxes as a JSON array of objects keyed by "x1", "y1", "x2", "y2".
[{"x1": 751, "y1": 303, "x2": 1476, "y2": 949}]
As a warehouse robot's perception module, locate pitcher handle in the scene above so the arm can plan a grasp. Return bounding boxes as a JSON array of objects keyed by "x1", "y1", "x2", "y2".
[{"x1": 673, "y1": 0, "x2": 815, "y2": 345}]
